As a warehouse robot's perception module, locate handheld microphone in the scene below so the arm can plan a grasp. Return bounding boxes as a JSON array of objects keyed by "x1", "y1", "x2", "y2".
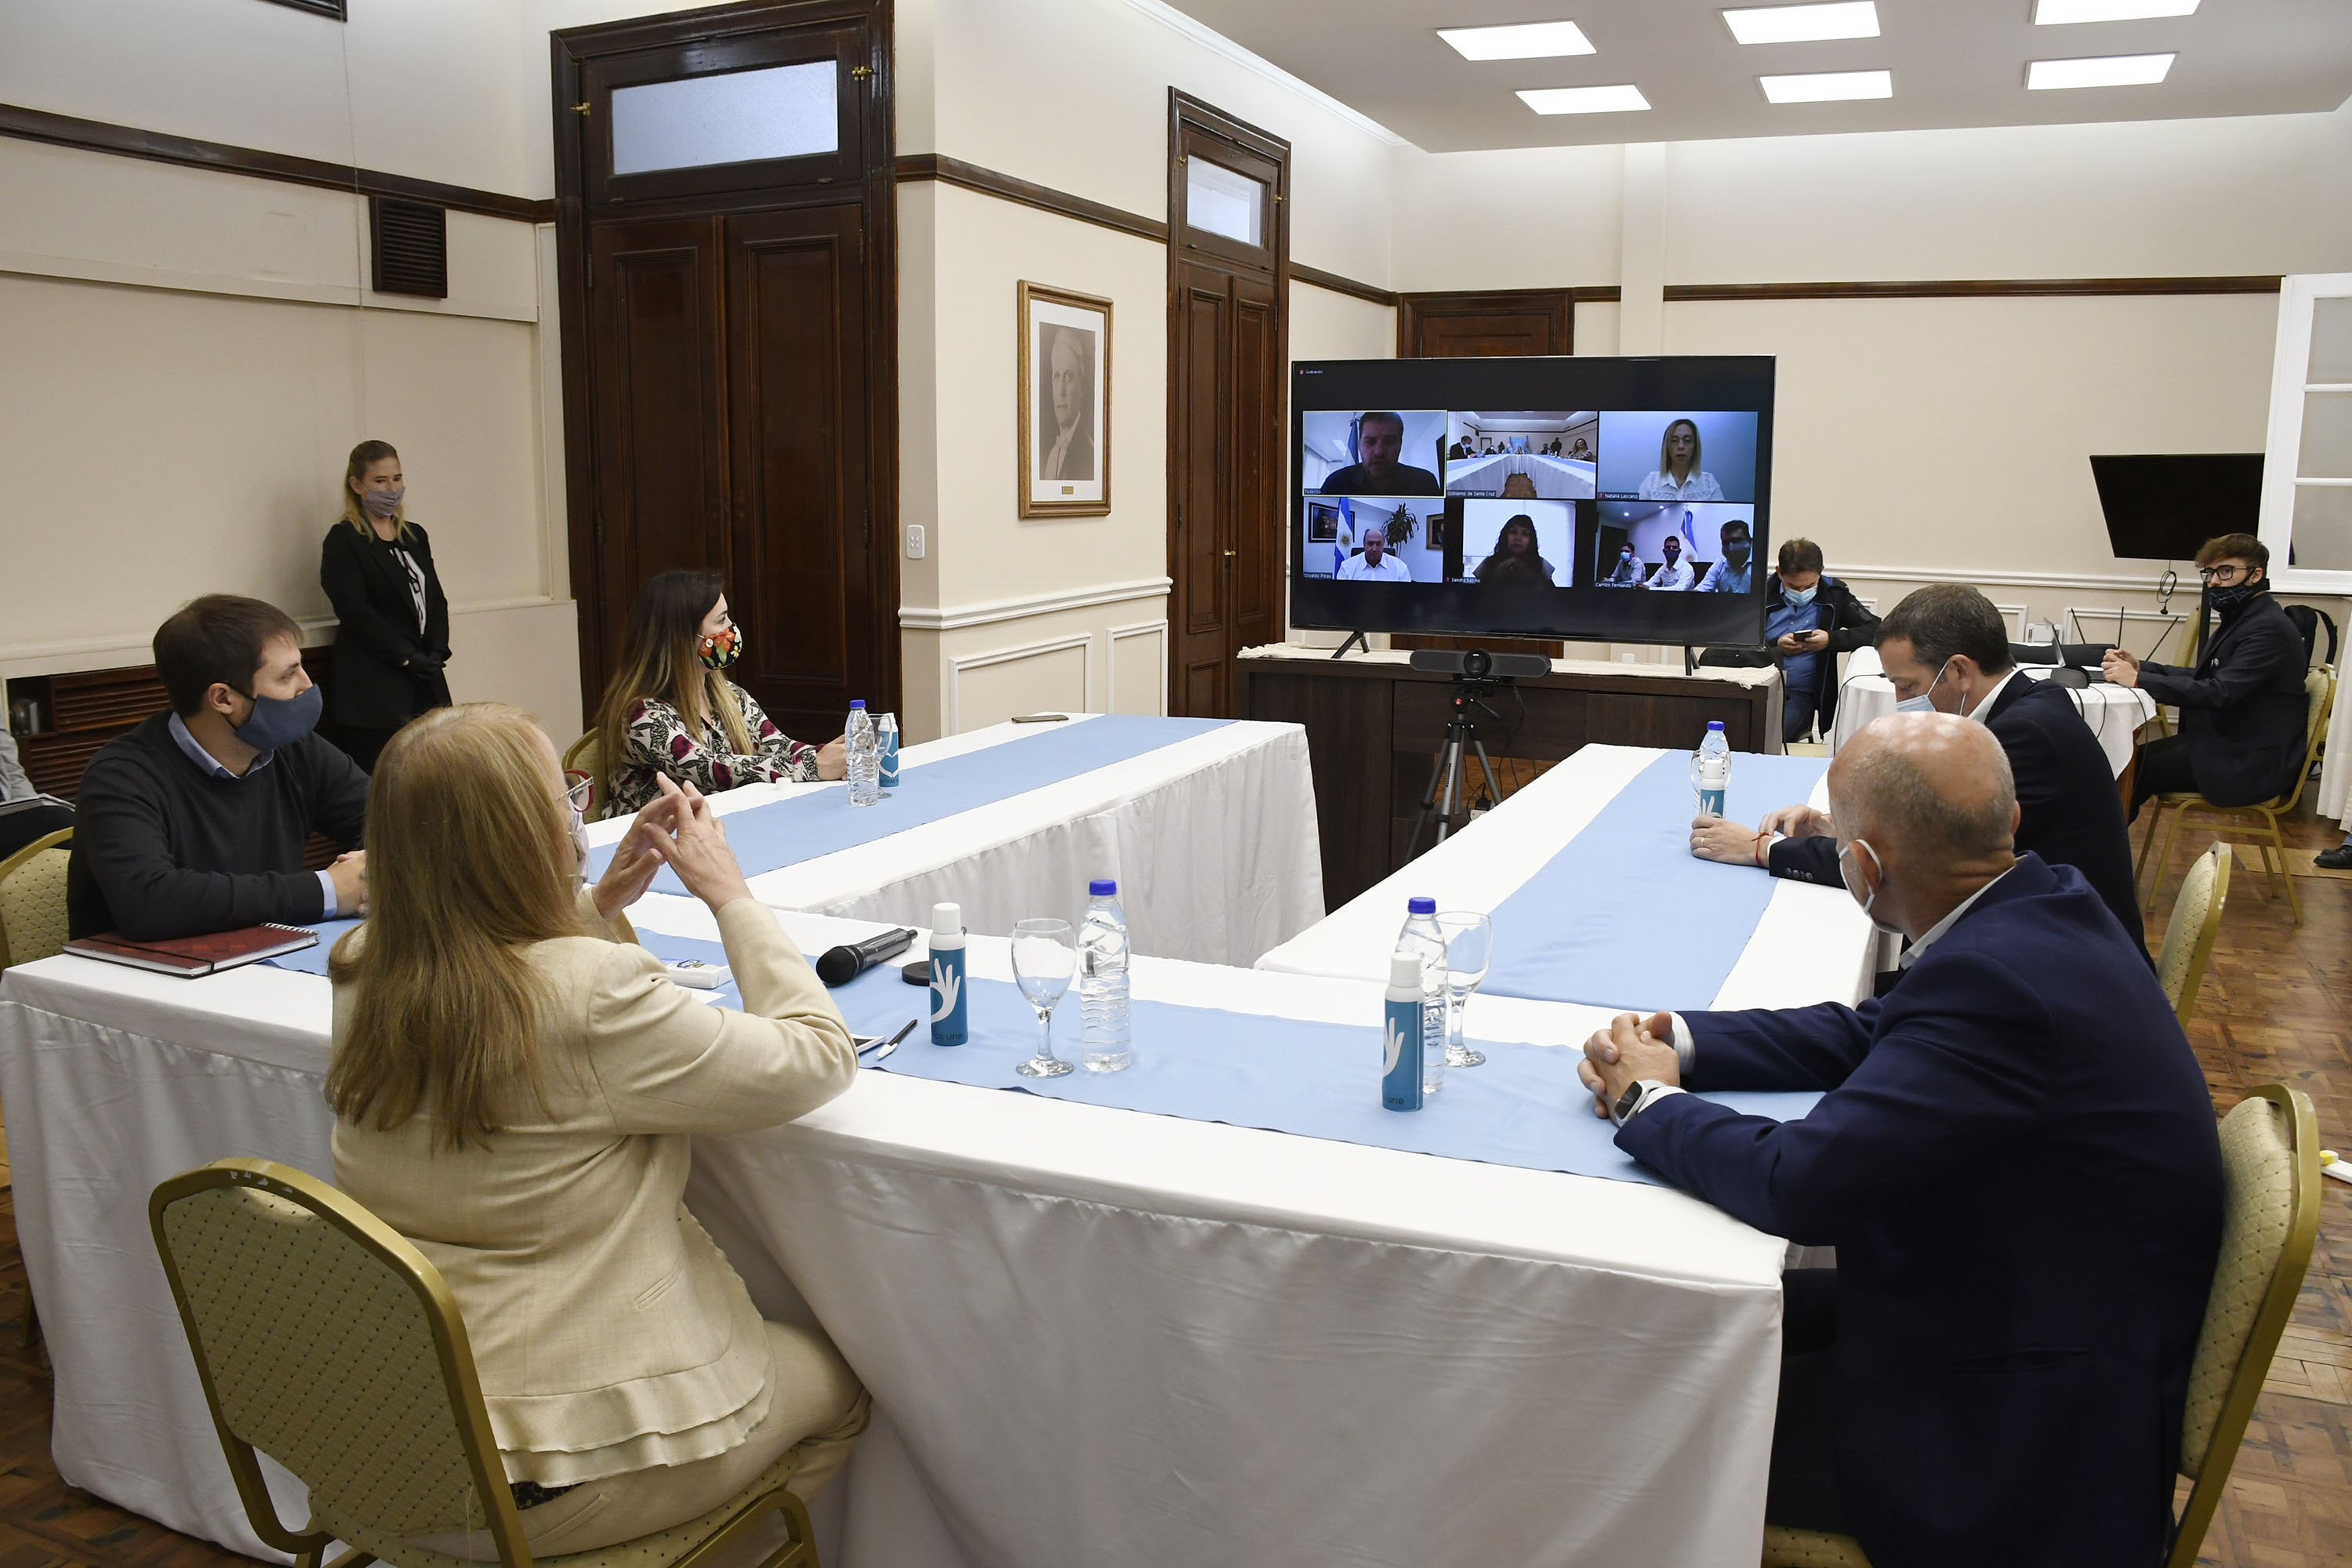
[{"x1": 815, "y1": 927, "x2": 918, "y2": 986}]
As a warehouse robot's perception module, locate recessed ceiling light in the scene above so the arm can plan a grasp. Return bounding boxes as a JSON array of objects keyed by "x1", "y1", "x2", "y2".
[
  {"x1": 1438, "y1": 20, "x2": 1596, "y2": 61},
  {"x1": 1517, "y1": 84, "x2": 1652, "y2": 114},
  {"x1": 2027, "y1": 51, "x2": 2175, "y2": 88},
  {"x1": 1722, "y1": 2, "x2": 1879, "y2": 45},
  {"x1": 1758, "y1": 68, "x2": 1893, "y2": 103},
  {"x1": 2033, "y1": 0, "x2": 2199, "y2": 24}
]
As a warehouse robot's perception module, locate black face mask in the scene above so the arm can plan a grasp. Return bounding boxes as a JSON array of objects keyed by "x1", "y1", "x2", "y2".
[{"x1": 2206, "y1": 579, "x2": 2263, "y2": 612}]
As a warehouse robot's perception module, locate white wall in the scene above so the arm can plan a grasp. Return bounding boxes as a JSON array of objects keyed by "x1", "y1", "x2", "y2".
[
  {"x1": 895, "y1": 0, "x2": 1403, "y2": 734},
  {"x1": 0, "y1": 4, "x2": 579, "y2": 739}
]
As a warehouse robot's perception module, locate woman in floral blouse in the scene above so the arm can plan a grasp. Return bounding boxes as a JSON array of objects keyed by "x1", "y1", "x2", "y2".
[{"x1": 593, "y1": 571, "x2": 844, "y2": 817}]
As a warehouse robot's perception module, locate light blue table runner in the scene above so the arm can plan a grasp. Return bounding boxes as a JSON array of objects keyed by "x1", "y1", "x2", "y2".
[
  {"x1": 1479, "y1": 750, "x2": 1832, "y2": 1011},
  {"x1": 263, "y1": 918, "x2": 361, "y2": 977},
  {"x1": 630, "y1": 927, "x2": 1817, "y2": 1188},
  {"x1": 587, "y1": 714, "x2": 1236, "y2": 895}
]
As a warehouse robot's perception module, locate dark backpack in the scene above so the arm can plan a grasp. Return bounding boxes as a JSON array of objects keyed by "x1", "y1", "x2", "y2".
[{"x1": 2283, "y1": 604, "x2": 2338, "y2": 670}]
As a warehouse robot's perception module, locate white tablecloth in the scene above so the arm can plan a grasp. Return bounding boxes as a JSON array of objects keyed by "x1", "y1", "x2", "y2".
[
  {"x1": 1256, "y1": 743, "x2": 1878, "y2": 1014},
  {"x1": 1828, "y1": 648, "x2": 2154, "y2": 778},
  {"x1": 1, "y1": 897, "x2": 1791, "y2": 1568},
  {"x1": 588, "y1": 715, "x2": 1323, "y2": 967}
]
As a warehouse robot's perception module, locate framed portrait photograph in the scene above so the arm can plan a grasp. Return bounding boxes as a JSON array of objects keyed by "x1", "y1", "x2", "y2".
[
  {"x1": 1306, "y1": 502, "x2": 1340, "y2": 543},
  {"x1": 1018, "y1": 281, "x2": 1112, "y2": 517}
]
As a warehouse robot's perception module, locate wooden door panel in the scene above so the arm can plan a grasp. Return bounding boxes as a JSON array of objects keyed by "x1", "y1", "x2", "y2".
[
  {"x1": 1232, "y1": 279, "x2": 1281, "y2": 648},
  {"x1": 724, "y1": 204, "x2": 869, "y2": 739},
  {"x1": 588, "y1": 218, "x2": 726, "y2": 655},
  {"x1": 1175, "y1": 277, "x2": 1228, "y2": 639},
  {"x1": 1396, "y1": 290, "x2": 1573, "y2": 360}
]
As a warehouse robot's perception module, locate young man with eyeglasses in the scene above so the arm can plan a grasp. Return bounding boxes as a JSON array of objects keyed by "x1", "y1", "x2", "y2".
[{"x1": 2100, "y1": 534, "x2": 2310, "y2": 818}]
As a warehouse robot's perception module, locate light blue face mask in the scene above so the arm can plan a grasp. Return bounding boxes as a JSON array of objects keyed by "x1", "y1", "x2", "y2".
[
  {"x1": 1784, "y1": 585, "x2": 1817, "y2": 608},
  {"x1": 1838, "y1": 837, "x2": 1905, "y2": 936},
  {"x1": 1894, "y1": 656, "x2": 1956, "y2": 716}
]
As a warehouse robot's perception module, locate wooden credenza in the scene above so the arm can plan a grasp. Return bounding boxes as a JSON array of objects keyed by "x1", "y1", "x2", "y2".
[{"x1": 1237, "y1": 646, "x2": 1783, "y2": 909}]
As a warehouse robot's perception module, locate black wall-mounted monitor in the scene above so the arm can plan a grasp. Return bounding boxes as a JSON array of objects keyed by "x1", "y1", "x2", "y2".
[
  {"x1": 1291, "y1": 356, "x2": 1776, "y2": 648},
  {"x1": 2088, "y1": 453, "x2": 2263, "y2": 563}
]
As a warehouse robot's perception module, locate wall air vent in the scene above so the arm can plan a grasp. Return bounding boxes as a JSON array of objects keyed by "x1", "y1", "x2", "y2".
[{"x1": 370, "y1": 196, "x2": 448, "y2": 299}]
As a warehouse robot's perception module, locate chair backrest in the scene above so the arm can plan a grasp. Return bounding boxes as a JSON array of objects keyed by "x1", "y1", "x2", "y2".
[
  {"x1": 561, "y1": 731, "x2": 605, "y2": 822},
  {"x1": 2154, "y1": 843, "x2": 2230, "y2": 1026},
  {"x1": 2166, "y1": 1083, "x2": 2321, "y2": 1568},
  {"x1": 150, "y1": 1159, "x2": 532, "y2": 1566},
  {"x1": 2274, "y1": 665, "x2": 2336, "y2": 811},
  {"x1": 0, "y1": 826, "x2": 74, "y2": 971}
]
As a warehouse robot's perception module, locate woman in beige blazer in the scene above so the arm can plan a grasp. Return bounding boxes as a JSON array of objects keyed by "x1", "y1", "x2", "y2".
[{"x1": 326, "y1": 702, "x2": 866, "y2": 1557}]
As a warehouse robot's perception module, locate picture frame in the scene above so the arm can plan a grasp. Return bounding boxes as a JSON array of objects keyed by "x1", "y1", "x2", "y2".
[
  {"x1": 1306, "y1": 502, "x2": 1339, "y2": 543},
  {"x1": 1018, "y1": 281, "x2": 1112, "y2": 518}
]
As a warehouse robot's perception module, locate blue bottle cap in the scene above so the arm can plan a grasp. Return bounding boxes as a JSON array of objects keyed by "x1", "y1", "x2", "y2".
[
  {"x1": 1706, "y1": 720, "x2": 1724, "y2": 731},
  {"x1": 1090, "y1": 879, "x2": 1118, "y2": 895},
  {"x1": 1408, "y1": 896, "x2": 1436, "y2": 915},
  {"x1": 850, "y1": 699, "x2": 866, "y2": 710}
]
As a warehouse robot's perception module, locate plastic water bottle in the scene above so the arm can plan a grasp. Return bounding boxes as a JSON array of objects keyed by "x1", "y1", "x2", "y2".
[
  {"x1": 846, "y1": 700, "x2": 880, "y2": 807},
  {"x1": 877, "y1": 712, "x2": 900, "y2": 791},
  {"x1": 1692, "y1": 720, "x2": 1731, "y2": 819},
  {"x1": 1079, "y1": 879, "x2": 1132, "y2": 1072},
  {"x1": 1395, "y1": 896, "x2": 1446, "y2": 1096}
]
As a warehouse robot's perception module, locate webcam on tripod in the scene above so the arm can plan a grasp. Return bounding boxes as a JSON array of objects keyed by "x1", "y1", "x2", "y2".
[{"x1": 1406, "y1": 648, "x2": 1552, "y2": 681}]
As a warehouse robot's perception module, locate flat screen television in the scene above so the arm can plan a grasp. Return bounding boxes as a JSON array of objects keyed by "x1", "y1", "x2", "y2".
[
  {"x1": 1291, "y1": 355, "x2": 1776, "y2": 648},
  {"x1": 2087, "y1": 453, "x2": 2262, "y2": 563}
]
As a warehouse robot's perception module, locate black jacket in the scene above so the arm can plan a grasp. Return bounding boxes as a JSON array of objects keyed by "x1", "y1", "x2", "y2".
[
  {"x1": 1622, "y1": 855, "x2": 2221, "y2": 1566},
  {"x1": 320, "y1": 521, "x2": 452, "y2": 730},
  {"x1": 2136, "y1": 590, "x2": 2309, "y2": 807},
  {"x1": 1769, "y1": 674, "x2": 2147, "y2": 953},
  {"x1": 1766, "y1": 573, "x2": 1880, "y2": 728},
  {"x1": 65, "y1": 713, "x2": 369, "y2": 940}
]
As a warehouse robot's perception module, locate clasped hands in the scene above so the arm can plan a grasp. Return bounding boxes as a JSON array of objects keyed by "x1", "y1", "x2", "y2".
[
  {"x1": 1688, "y1": 802, "x2": 1833, "y2": 866},
  {"x1": 1577, "y1": 1010, "x2": 1682, "y2": 1119},
  {"x1": 2099, "y1": 647, "x2": 2140, "y2": 688},
  {"x1": 591, "y1": 774, "x2": 754, "y2": 918}
]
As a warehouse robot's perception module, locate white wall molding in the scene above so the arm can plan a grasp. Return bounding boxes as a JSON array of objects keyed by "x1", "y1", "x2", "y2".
[
  {"x1": 1108, "y1": 618, "x2": 1171, "y2": 717},
  {"x1": 946, "y1": 632, "x2": 1095, "y2": 733},
  {"x1": 0, "y1": 596, "x2": 571, "y2": 677},
  {"x1": 901, "y1": 577, "x2": 1172, "y2": 632},
  {"x1": 1838, "y1": 562, "x2": 2188, "y2": 595},
  {"x1": 0, "y1": 252, "x2": 539, "y2": 324}
]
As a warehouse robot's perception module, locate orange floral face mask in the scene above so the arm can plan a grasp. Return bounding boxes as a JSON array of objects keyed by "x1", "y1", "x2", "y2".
[{"x1": 696, "y1": 622, "x2": 743, "y2": 670}]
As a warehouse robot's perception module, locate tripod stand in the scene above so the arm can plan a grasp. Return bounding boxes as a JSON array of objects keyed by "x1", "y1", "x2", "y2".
[{"x1": 1406, "y1": 679, "x2": 1508, "y2": 859}]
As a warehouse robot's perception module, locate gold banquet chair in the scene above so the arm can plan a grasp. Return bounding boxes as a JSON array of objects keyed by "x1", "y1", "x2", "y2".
[
  {"x1": 560, "y1": 731, "x2": 605, "y2": 822},
  {"x1": 151, "y1": 1159, "x2": 819, "y2": 1568},
  {"x1": 2154, "y1": 843, "x2": 2231, "y2": 1028},
  {"x1": 2136, "y1": 665, "x2": 2335, "y2": 924},
  {"x1": 1762, "y1": 1083, "x2": 2320, "y2": 1568},
  {"x1": 0, "y1": 826, "x2": 74, "y2": 972}
]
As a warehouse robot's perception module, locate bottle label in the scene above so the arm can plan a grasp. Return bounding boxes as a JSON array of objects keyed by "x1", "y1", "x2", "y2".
[
  {"x1": 880, "y1": 736, "x2": 900, "y2": 789},
  {"x1": 1383, "y1": 996, "x2": 1424, "y2": 1111},
  {"x1": 929, "y1": 947, "x2": 967, "y2": 1046},
  {"x1": 1696, "y1": 787, "x2": 1726, "y2": 818}
]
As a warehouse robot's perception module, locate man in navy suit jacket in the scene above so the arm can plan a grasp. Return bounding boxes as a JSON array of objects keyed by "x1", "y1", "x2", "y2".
[
  {"x1": 1587, "y1": 713, "x2": 2221, "y2": 1567},
  {"x1": 1693, "y1": 583, "x2": 2146, "y2": 953}
]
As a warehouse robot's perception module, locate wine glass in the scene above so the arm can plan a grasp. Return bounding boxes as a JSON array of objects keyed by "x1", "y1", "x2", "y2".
[
  {"x1": 1010, "y1": 918, "x2": 1077, "y2": 1079},
  {"x1": 1437, "y1": 911, "x2": 1493, "y2": 1069}
]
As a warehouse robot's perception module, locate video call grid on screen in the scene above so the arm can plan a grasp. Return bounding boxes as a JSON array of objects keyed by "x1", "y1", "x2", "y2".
[{"x1": 1290, "y1": 357, "x2": 1774, "y2": 648}]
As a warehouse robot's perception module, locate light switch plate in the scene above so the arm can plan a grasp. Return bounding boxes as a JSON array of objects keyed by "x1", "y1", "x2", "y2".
[{"x1": 906, "y1": 524, "x2": 926, "y2": 559}]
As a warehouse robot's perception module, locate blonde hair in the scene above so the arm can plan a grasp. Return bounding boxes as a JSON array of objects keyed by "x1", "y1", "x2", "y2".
[
  {"x1": 592, "y1": 570, "x2": 753, "y2": 804},
  {"x1": 325, "y1": 704, "x2": 584, "y2": 1150},
  {"x1": 339, "y1": 438, "x2": 412, "y2": 541},
  {"x1": 1657, "y1": 419, "x2": 1701, "y2": 481}
]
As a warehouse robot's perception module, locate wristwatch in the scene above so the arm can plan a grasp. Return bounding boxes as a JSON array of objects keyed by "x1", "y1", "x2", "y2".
[{"x1": 1610, "y1": 1079, "x2": 1671, "y2": 1127}]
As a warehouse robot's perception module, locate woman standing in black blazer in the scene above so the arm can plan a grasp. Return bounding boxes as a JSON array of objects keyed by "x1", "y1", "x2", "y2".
[{"x1": 320, "y1": 440, "x2": 452, "y2": 772}]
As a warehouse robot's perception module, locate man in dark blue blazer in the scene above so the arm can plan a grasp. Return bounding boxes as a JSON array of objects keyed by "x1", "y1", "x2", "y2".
[
  {"x1": 1693, "y1": 584, "x2": 2146, "y2": 953},
  {"x1": 1588, "y1": 713, "x2": 2222, "y2": 1567}
]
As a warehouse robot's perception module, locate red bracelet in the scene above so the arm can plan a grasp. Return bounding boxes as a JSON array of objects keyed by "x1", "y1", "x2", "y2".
[{"x1": 1754, "y1": 830, "x2": 1769, "y2": 868}]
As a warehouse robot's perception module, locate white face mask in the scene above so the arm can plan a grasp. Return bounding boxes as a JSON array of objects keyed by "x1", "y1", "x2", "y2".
[
  {"x1": 1894, "y1": 657, "x2": 1956, "y2": 717},
  {"x1": 1838, "y1": 837, "x2": 1905, "y2": 936},
  {"x1": 570, "y1": 810, "x2": 590, "y2": 890}
]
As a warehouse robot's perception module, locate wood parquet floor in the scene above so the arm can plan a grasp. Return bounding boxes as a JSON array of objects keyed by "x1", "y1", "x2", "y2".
[{"x1": 0, "y1": 791, "x2": 2346, "y2": 1566}]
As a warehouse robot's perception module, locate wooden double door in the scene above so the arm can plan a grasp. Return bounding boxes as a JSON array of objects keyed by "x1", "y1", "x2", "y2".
[{"x1": 557, "y1": 2, "x2": 897, "y2": 743}]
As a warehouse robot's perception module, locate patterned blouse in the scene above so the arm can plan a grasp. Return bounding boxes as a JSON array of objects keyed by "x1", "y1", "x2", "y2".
[{"x1": 608, "y1": 683, "x2": 819, "y2": 816}]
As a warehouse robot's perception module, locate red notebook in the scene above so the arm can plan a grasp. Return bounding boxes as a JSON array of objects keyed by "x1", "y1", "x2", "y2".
[{"x1": 64, "y1": 924, "x2": 320, "y2": 977}]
